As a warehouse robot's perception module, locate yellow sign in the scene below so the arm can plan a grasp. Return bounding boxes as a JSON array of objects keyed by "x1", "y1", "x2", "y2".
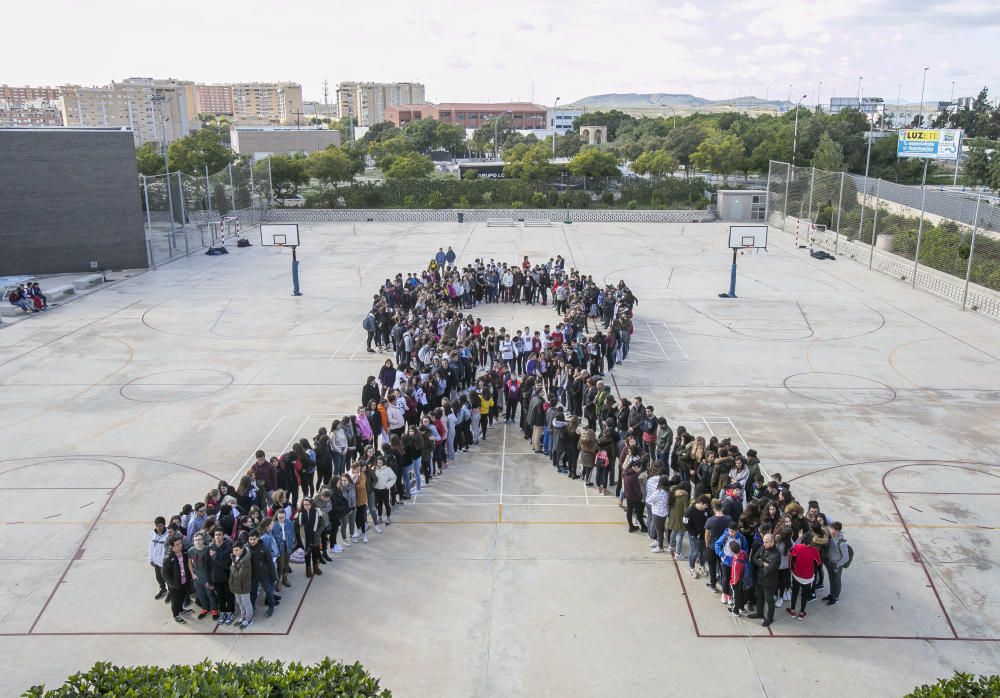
[{"x1": 901, "y1": 130, "x2": 938, "y2": 141}]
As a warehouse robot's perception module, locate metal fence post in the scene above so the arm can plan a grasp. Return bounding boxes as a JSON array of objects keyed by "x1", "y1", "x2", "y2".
[
  {"x1": 834, "y1": 171, "x2": 845, "y2": 254},
  {"x1": 782, "y1": 163, "x2": 791, "y2": 231},
  {"x1": 249, "y1": 160, "x2": 256, "y2": 217},
  {"x1": 184, "y1": 228, "x2": 190, "y2": 257},
  {"x1": 267, "y1": 157, "x2": 274, "y2": 209},
  {"x1": 142, "y1": 175, "x2": 152, "y2": 234},
  {"x1": 858, "y1": 176, "x2": 869, "y2": 242},
  {"x1": 764, "y1": 161, "x2": 773, "y2": 223},
  {"x1": 206, "y1": 164, "x2": 212, "y2": 213},
  {"x1": 869, "y1": 178, "x2": 881, "y2": 269},
  {"x1": 962, "y1": 193, "x2": 983, "y2": 310},
  {"x1": 147, "y1": 239, "x2": 157, "y2": 270},
  {"x1": 807, "y1": 167, "x2": 815, "y2": 224},
  {"x1": 228, "y1": 163, "x2": 237, "y2": 212},
  {"x1": 912, "y1": 160, "x2": 930, "y2": 287},
  {"x1": 176, "y1": 171, "x2": 186, "y2": 227}
]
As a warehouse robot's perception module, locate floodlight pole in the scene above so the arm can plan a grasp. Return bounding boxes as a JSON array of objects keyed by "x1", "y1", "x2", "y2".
[
  {"x1": 857, "y1": 130, "x2": 875, "y2": 240},
  {"x1": 205, "y1": 164, "x2": 212, "y2": 211},
  {"x1": 912, "y1": 160, "x2": 929, "y2": 287},
  {"x1": 834, "y1": 170, "x2": 845, "y2": 254},
  {"x1": 791, "y1": 95, "x2": 807, "y2": 166},
  {"x1": 552, "y1": 97, "x2": 560, "y2": 156},
  {"x1": 962, "y1": 193, "x2": 982, "y2": 310}
]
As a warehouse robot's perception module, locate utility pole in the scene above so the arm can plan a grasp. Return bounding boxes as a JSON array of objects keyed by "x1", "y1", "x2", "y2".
[
  {"x1": 552, "y1": 97, "x2": 560, "y2": 156},
  {"x1": 151, "y1": 94, "x2": 175, "y2": 235},
  {"x1": 791, "y1": 94, "x2": 807, "y2": 166},
  {"x1": 816, "y1": 81, "x2": 823, "y2": 112},
  {"x1": 918, "y1": 66, "x2": 929, "y2": 127}
]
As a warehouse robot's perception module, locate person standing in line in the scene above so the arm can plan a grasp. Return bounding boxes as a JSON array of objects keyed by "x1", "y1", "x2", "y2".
[
  {"x1": 161, "y1": 535, "x2": 193, "y2": 624},
  {"x1": 684, "y1": 495, "x2": 710, "y2": 579},
  {"x1": 478, "y1": 389, "x2": 494, "y2": 440},
  {"x1": 646, "y1": 475, "x2": 669, "y2": 552},
  {"x1": 187, "y1": 531, "x2": 214, "y2": 620},
  {"x1": 297, "y1": 498, "x2": 324, "y2": 578},
  {"x1": 351, "y1": 462, "x2": 372, "y2": 543},
  {"x1": 578, "y1": 421, "x2": 598, "y2": 486},
  {"x1": 788, "y1": 532, "x2": 822, "y2": 621},
  {"x1": 373, "y1": 457, "x2": 397, "y2": 527},
  {"x1": 703, "y1": 502, "x2": 732, "y2": 594},
  {"x1": 728, "y1": 540, "x2": 749, "y2": 616},
  {"x1": 748, "y1": 533, "x2": 781, "y2": 627},
  {"x1": 208, "y1": 529, "x2": 234, "y2": 625},
  {"x1": 823, "y1": 522, "x2": 849, "y2": 606},
  {"x1": 667, "y1": 484, "x2": 690, "y2": 558},
  {"x1": 272, "y1": 509, "x2": 294, "y2": 589},
  {"x1": 247, "y1": 530, "x2": 278, "y2": 618},
  {"x1": 149, "y1": 516, "x2": 169, "y2": 601},
  {"x1": 621, "y1": 458, "x2": 647, "y2": 533},
  {"x1": 229, "y1": 537, "x2": 254, "y2": 630}
]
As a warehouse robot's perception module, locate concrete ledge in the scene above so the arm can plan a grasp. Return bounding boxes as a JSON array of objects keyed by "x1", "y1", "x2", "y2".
[{"x1": 264, "y1": 208, "x2": 716, "y2": 224}]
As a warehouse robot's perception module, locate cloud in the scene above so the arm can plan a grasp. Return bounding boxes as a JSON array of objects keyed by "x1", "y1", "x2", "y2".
[
  {"x1": 675, "y1": 1, "x2": 706, "y2": 21},
  {"x1": 448, "y1": 57, "x2": 471, "y2": 70},
  {"x1": 729, "y1": 32, "x2": 744, "y2": 40},
  {"x1": 702, "y1": 46, "x2": 725, "y2": 56},
  {"x1": 515, "y1": 21, "x2": 534, "y2": 31}
]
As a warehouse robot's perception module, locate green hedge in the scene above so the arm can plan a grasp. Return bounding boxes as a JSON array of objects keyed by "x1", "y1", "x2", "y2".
[
  {"x1": 298, "y1": 177, "x2": 710, "y2": 210},
  {"x1": 905, "y1": 673, "x2": 1000, "y2": 697},
  {"x1": 23, "y1": 659, "x2": 391, "y2": 697}
]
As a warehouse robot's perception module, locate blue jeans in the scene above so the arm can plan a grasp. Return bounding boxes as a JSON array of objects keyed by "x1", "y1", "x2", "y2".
[
  {"x1": 402, "y1": 462, "x2": 416, "y2": 496},
  {"x1": 669, "y1": 529, "x2": 685, "y2": 554},
  {"x1": 193, "y1": 576, "x2": 214, "y2": 612},
  {"x1": 332, "y1": 450, "x2": 346, "y2": 476},
  {"x1": 251, "y1": 577, "x2": 276, "y2": 612},
  {"x1": 688, "y1": 534, "x2": 706, "y2": 569},
  {"x1": 542, "y1": 427, "x2": 551, "y2": 454}
]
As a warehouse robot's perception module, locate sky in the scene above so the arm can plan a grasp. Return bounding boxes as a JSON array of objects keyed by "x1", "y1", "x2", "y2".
[{"x1": 3, "y1": 0, "x2": 999, "y2": 107}]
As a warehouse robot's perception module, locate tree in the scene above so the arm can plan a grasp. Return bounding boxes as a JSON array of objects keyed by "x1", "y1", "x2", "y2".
[
  {"x1": 362, "y1": 121, "x2": 400, "y2": 144},
  {"x1": 554, "y1": 131, "x2": 583, "y2": 157},
  {"x1": 567, "y1": 148, "x2": 621, "y2": 177},
  {"x1": 632, "y1": 149, "x2": 677, "y2": 177},
  {"x1": 267, "y1": 153, "x2": 310, "y2": 198},
  {"x1": 572, "y1": 110, "x2": 636, "y2": 141},
  {"x1": 401, "y1": 118, "x2": 440, "y2": 153},
  {"x1": 964, "y1": 146, "x2": 993, "y2": 188},
  {"x1": 433, "y1": 122, "x2": 467, "y2": 156},
  {"x1": 167, "y1": 128, "x2": 236, "y2": 176},
  {"x1": 690, "y1": 130, "x2": 744, "y2": 183},
  {"x1": 666, "y1": 124, "x2": 707, "y2": 177},
  {"x1": 504, "y1": 143, "x2": 557, "y2": 180},
  {"x1": 135, "y1": 142, "x2": 165, "y2": 176},
  {"x1": 811, "y1": 131, "x2": 845, "y2": 171},
  {"x1": 988, "y1": 154, "x2": 1000, "y2": 193},
  {"x1": 384, "y1": 152, "x2": 434, "y2": 178},
  {"x1": 307, "y1": 147, "x2": 354, "y2": 185},
  {"x1": 472, "y1": 114, "x2": 514, "y2": 156},
  {"x1": 369, "y1": 135, "x2": 417, "y2": 170}
]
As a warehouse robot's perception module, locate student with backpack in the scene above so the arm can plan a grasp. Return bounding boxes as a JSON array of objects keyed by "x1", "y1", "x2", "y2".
[{"x1": 823, "y1": 522, "x2": 850, "y2": 606}]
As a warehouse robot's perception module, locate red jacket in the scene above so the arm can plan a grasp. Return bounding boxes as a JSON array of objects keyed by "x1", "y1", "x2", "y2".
[
  {"x1": 730, "y1": 549, "x2": 747, "y2": 586},
  {"x1": 789, "y1": 543, "x2": 821, "y2": 580}
]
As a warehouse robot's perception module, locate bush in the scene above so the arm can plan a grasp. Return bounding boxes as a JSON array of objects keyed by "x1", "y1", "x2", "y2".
[
  {"x1": 427, "y1": 191, "x2": 449, "y2": 209},
  {"x1": 626, "y1": 200, "x2": 639, "y2": 210},
  {"x1": 530, "y1": 192, "x2": 547, "y2": 208},
  {"x1": 601, "y1": 192, "x2": 615, "y2": 206},
  {"x1": 403, "y1": 194, "x2": 418, "y2": 208},
  {"x1": 23, "y1": 659, "x2": 392, "y2": 697},
  {"x1": 905, "y1": 673, "x2": 1000, "y2": 697}
]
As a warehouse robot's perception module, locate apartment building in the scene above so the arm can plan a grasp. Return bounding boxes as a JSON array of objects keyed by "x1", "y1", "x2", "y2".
[
  {"x1": 58, "y1": 78, "x2": 199, "y2": 144},
  {"x1": 384, "y1": 102, "x2": 547, "y2": 130},
  {"x1": 230, "y1": 82, "x2": 302, "y2": 126},
  {"x1": 336, "y1": 82, "x2": 426, "y2": 126},
  {"x1": 0, "y1": 85, "x2": 64, "y2": 127},
  {"x1": 197, "y1": 84, "x2": 234, "y2": 115}
]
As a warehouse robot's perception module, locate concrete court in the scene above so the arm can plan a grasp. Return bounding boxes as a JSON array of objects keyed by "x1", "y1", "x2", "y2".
[{"x1": 0, "y1": 219, "x2": 998, "y2": 697}]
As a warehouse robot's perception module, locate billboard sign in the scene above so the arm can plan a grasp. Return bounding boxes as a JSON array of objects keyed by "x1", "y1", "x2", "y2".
[{"x1": 897, "y1": 129, "x2": 963, "y2": 160}]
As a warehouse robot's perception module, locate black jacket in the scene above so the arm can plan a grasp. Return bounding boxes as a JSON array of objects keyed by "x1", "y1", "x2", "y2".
[
  {"x1": 752, "y1": 544, "x2": 781, "y2": 587},
  {"x1": 208, "y1": 539, "x2": 233, "y2": 584},
  {"x1": 161, "y1": 547, "x2": 189, "y2": 590},
  {"x1": 248, "y1": 541, "x2": 277, "y2": 583}
]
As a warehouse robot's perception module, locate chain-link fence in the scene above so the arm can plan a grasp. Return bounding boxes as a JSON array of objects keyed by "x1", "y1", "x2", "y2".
[
  {"x1": 140, "y1": 158, "x2": 272, "y2": 268},
  {"x1": 767, "y1": 160, "x2": 1000, "y2": 321}
]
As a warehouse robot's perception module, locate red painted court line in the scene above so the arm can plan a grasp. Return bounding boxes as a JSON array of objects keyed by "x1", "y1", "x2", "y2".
[
  {"x1": 890, "y1": 491, "x2": 1000, "y2": 496},
  {"x1": 670, "y1": 558, "x2": 704, "y2": 638}
]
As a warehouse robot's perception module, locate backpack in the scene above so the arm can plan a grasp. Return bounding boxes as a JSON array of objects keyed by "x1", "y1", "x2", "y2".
[
  {"x1": 595, "y1": 450, "x2": 609, "y2": 467},
  {"x1": 362, "y1": 314, "x2": 375, "y2": 332},
  {"x1": 842, "y1": 543, "x2": 855, "y2": 569}
]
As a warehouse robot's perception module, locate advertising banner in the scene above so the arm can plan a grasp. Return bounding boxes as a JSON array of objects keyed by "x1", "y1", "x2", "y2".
[{"x1": 897, "y1": 129, "x2": 963, "y2": 160}]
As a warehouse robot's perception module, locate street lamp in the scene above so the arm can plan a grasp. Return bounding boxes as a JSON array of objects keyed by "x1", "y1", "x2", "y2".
[
  {"x1": 493, "y1": 109, "x2": 512, "y2": 159},
  {"x1": 857, "y1": 76, "x2": 863, "y2": 105},
  {"x1": 816, "y1": 81, "x2": 823, "y2": 112},
  {"x1": 918, "y1": 66, "x2": 929, "y2": 126},
  {"x1": 552, "y1": 97, "x2": 560, "y2": 156},
  {"x1": 791, "y1": 94, "x2": 807, "y2": 166},
  {"x1": 150, "y1": 94, "x2": 175, "y2": 234}
]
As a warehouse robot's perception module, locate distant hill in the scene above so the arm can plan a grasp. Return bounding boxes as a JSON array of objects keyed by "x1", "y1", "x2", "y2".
[{"x1": 567, "y1": 93, "x2": 789, "y2": 113}]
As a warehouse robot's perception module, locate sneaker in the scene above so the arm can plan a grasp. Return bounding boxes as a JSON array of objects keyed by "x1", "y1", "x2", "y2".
[
  {"x1": 180, "y1": 608, "x2": 194, "y2": 615},
  {"x1": 238, "y1": 620, "x2": 249, "y2": 630},
  {"x1": 197, "y1": 610, "x2": 210, "y2": 620},
  {"x1": 689, "y1": 568, "x2": 698, "y2": 579},
  {"x1": 332, "y1": 544, "x2": 344, "y2": 554},
  {"x1": 673, "y1": 553, "x2": 683, "y2": 560},
  {"x1": 666, "y1": 546, "x2": 673, "y2": 553},
  {"x1": 216, "y1": 614, "x2": 226, "y2": 625},
  {"x1": 762, "y1": 620, "x2": 772, "y2": 628},
  {"x1": 174, "y1": 615, "x2": 186, "y2": 624},
  {"x1": 386, "y1": 519, "x2": 392, "y2": 526},
  {"x1": 154, "y1": 589, "x2": 167, "y2": 600},
  {"x1": 775, "y1": 597, "x2": 784, "y2": 608},
  {"x1": 362, "y1": 534, "x2": 369, "y2": 543},
  {"x1": 783, "y1": 590, "x2": 791, "y2": 602},
  {"x1": 721, "y1": 594, "x2": 731, "y2": 604},
  {"x1": 351, "y1": 532, "x2": 361, "y2": 540},
  {"x1": 265, "y1": 608, "x2": 273, "y2": 617},
  {"x1": 344, "y1": 539, "x2": 352, "y2": 547},
  {"x1": 649, "y1": 541, "x2": 659, "y2": 549},
  {"x1": 786, "y1": 608, "x2": 796, "y2": 617},
  {"x1": 651, "y1": 548, "x2": 663, "y2": 554},
  {"x1": 375, "y1": 525, "x2": 383, "y2": 534},
  {"x1": 746, "y1": 614, "x2": 763, "y2": 620},
  {"x1": 224, "y1": 613, "x2": 234, "y2": 625},
  {"x1": 826, "y1": 598, "x2": 838, "y2": 606},
  {"x1": 798, "y1": 611, "x2": 807, "y2": 620}
]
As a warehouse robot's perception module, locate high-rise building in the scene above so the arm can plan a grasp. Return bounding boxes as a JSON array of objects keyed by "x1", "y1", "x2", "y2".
[
  {"x1": 336, "y1": 82, "x2": 426, "y2": 126},
  {"x1": 0, "y1": 85, "x2": 63, "y2": 127},
  {"x1": 384, "y1": 102, "x2": 547, "y2": 130},
  {"x1": 230, "y1": 82, "x2": 302, "y2": 126},
  {"x1": 196, "y1": 84, "x2": 234, "y2": 116},
  {"x1": 58, "y1": 78, "x2": 199, "y2": 145}
]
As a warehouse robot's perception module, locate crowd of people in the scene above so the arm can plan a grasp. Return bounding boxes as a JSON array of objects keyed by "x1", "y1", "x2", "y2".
[
  {"x1": 6, "y1": 282, "x2": 47, "y2": 314},
  {"x1": 146, "y1": 248, "x2": 850, "y2": 631}
]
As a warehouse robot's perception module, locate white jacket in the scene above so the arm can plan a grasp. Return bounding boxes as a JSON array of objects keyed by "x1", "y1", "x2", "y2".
[{"x1": 374, "y1": 465, "x2": 397, "y2": 491}]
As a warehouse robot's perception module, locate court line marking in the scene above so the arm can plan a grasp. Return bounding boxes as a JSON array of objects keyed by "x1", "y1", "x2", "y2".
[
  {"x1": 644, "y1": 323, "x2": 671, "y2": 361},
  {"x1": 329, "y1": 324, "x2": 358, "y2": 360},
  {"x1": 662, "y1": 322, "x2": 690, "y2": 361}
]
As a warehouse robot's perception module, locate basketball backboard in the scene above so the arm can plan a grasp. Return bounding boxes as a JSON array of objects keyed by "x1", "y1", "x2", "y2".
[
  {"x1": 728, "y1": 225, "x2": 767, "y2": 249},
  {"x1": 260, "y1": 224, "x2": 300, "y2": 247}
]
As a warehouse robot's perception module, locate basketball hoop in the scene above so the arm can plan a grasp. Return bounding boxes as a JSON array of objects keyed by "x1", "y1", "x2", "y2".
[{"x1": 740, "y1": 245, "x2": 753, "y2": 256}]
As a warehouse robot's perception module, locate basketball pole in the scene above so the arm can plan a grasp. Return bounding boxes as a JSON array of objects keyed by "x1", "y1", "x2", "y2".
[
  {"x1": 291, "y1": 246, "x2": 302, "y2": 296},
  {"x1": 726, "y1": 248, "x2": 738, "y2": 298}
]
